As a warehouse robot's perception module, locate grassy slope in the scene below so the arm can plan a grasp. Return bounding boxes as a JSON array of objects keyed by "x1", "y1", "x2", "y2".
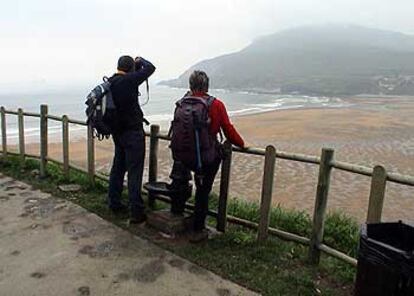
[{"x1": 0, "y1": 156, "x2": 356, "y2": 295}]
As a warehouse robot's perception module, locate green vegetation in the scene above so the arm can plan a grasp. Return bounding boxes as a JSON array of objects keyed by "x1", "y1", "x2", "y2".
[
  {"x1": 0, "y1": 155, "x2": 356, "y2": 295},
  {"x1": 175, "y1": 229, "x2": 355, "y2": 296},
  {"x1": 209, "y1": 195, "x2": 359, "y2": 257}
]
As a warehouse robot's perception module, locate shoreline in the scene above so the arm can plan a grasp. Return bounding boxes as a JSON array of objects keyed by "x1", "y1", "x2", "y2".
[
  {"x1": 10, "y1": 96, "x2": 414, "y2": 223},
  {"x1": 158, "y1": 84, "x2": 414, "y2": 98},
  {"x1": 5, "y1": 94, "x2": 413, "y2": 144},
  {"x1": 0, "y1": 95, "x2": 367, "y2": 144}
]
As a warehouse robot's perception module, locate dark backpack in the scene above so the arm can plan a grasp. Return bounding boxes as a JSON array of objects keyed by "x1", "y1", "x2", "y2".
[
  {"x1": 85, "y1": 77, "x2": 118, "y2": 140},
  {"x1": 170, "y1": 95, "x2": 219, "y2": 172}
]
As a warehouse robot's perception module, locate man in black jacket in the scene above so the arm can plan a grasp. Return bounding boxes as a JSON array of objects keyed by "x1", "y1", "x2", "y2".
[{"x1": 108, "y1": 55, "x2": 155, "y2": 223}]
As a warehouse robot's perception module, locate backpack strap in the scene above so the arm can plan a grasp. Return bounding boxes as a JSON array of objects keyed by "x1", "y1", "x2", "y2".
[
  {"x1": 168, "y1": 92, "x2": 190, "y2": 137},
  {"x1": 169, "y1": 94, "x2": 215, "y2": 138},
  {"x1": 206, "y1": 95, "x2": 216, "y2": 109}
]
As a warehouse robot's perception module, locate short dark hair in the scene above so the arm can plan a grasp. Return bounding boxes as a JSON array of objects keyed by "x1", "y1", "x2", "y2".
[
  {"x1": 189, "y1": 70, "x2": 209, "y2": 92},
  {"x1": 117, "y1": 55, "x2": 135, "y2": 72}
]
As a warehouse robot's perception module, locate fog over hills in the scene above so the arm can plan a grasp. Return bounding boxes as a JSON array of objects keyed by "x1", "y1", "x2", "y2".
[{"x1": 160, "y1": 25, "x2": 414, "y2": 96}]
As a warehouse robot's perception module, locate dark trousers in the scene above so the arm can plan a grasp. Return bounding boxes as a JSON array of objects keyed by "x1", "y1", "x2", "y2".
[
  {"x1": 169, "y1": 159, "x2": 221, "y2": 231},
  {"x1": 108, "y1": 129, "x2": 145, "y2": 216}
]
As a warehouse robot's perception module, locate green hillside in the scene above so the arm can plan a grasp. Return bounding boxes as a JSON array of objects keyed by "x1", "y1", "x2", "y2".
[{"x1": 161, "y1": 25, "x2": 414, "y2": 96}]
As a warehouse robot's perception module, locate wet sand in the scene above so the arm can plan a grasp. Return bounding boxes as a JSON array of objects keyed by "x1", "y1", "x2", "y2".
[{"x1": 14, "y1": 96, "x2": 414, "y2": 222}]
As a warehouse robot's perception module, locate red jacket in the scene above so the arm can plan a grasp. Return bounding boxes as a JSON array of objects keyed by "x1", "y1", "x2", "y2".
[{"x1": 192, "y1": 91, "x2": 245, "y2": 148}]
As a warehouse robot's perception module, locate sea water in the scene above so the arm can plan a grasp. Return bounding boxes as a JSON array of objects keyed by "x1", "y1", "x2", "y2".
[{"x1": 0, "y1": 84, "x2": 350, "y2": 143}]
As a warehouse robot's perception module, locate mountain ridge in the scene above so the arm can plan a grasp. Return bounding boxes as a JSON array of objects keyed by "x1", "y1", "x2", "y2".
[{"x1": 160, "y1": 25, "x2": 414, "y2": 96}]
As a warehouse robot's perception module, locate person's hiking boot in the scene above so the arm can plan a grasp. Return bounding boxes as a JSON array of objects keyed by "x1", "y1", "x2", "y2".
[
  {"x1": 189, "y1": 229, "x2": 209, "y2": 243},
  {"x1": 129, "y1": 213, "x2": 147, "y2": 225},
  {"x1": 109, "y1": 204, "x2": 128, "y2": 215}
]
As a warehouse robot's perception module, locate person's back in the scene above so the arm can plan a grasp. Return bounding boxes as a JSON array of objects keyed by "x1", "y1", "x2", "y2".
[
  {"x1": 170, "y1": 94, "x2": 218, "y2": 172},
  {"x1": 110, "y1": 57, "x2": 155, "y2": 132},
  {"x1": 107, "y1": 55, "x2": 156, "y2": 224},
  {"x1": 168, "y1": 70, "x2": 245, "y2": 242}
]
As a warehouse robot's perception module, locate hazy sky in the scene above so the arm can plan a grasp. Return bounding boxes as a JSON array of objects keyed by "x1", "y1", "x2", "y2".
[{"x1": 1, "y1": 0, "x2": 413, "y2": 92}]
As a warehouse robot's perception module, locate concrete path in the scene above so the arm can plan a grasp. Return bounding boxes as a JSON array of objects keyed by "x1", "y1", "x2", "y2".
[{"x1": 0, "y1": 174, "x2": 258, "y2": 296}]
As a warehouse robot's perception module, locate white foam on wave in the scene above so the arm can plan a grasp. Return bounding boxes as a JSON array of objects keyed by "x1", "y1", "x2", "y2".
[
  {"x1": 278, "y1": 104, "x2": 306, "y2": 110},
  {"x1": 239, "y1": 96, "x2": 348, "y2": 116},
  {"x1": 229, "y1": 107, "x2": 271, "y2": 116},
  {"x1": 2, "y1": 87, "x2": 353, "y2": 144},
  {"x1": 145, "y1": 113, "x2": 173, "y2": 122},
  {"x1": 6, "y1": 124, "x2": 62, "y2": 137},
  {"x1": 6, "y1": 124, "x2": 86, "y2": 144}
]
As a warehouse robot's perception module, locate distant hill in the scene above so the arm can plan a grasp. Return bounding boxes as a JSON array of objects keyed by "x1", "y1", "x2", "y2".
[{"x1": 160, "y1": 25, "x2": 414, "y2": 96}]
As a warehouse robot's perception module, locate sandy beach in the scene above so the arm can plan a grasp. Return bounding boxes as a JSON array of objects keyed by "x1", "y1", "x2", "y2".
[{"x1": 12, "y1": 96, "x2": 414, "y2": 223}]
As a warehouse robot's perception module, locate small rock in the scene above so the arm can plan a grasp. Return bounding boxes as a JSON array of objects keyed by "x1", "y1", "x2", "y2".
[
  {"x1": 30, "y1": 169, "x2": 40, "y2": 177},
  {"x1": 159, "y1": 232, "x2": 174, "y2": 239},
  {"x1": 77, "y1": 286, "x2": 90, "y2": 296},
  {"x1": 31, "y1": 224, "x2": 38, "y2": 229},
  {"x1": 58, "y1": 184, "x2": 82, "y2": 192},
  {"x1": 54, "y1": 204, "x2": 67, "y2": 211},
  {"x1": 30, "y1": 272, "x2": 45, "y2": 279}
]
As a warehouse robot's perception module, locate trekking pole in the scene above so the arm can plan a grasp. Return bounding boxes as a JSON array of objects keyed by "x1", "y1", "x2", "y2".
[
  {"x1": 193, "y1": 112, "x2": 203, "y2": 185},
  {"x1": 194, "y1": 128, "x2": 202, "y2": 172},
  {"x1": 194, "y1": 128, "x2": 204, "y2": 186},
  {"x1": 192, "y1": 111, "x2": 203, "y2": 172}
]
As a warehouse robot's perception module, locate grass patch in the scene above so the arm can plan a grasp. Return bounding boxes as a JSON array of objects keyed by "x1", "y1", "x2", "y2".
[
  {"x1": 209, "y1": 193, "x2": 359, "y2": 257},
  {"x1": 173, "y1": 227, "x2": 354, "y2": 295},
  {"x1": 0, "y1": 155, "x2": 356, "y2": 295}
]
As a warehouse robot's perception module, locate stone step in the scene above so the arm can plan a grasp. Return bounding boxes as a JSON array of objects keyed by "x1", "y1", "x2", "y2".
[{"x1": 147, "y1": 210, "x2": 193, "y2": 235}]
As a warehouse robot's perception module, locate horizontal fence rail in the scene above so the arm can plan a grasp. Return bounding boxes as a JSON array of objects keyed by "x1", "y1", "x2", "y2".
[
  {"x1": 154, "y1": 131, "x2": 414, "y2": 186},
  {"x1": 67, "y1": 118, "x2": 88, "y2": 126},
  {"x1": 46, "y1": 114, "x2": 63, "y2": 121},
  {"x1": 1, "y1": 105, "x2": 414, "y2": 269},
  {"x1": 22, "y1": 111, "x2": 41, "y2": 118}
]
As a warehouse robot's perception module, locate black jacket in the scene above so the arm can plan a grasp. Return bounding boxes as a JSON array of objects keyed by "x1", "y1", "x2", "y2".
[{"x1": 110, "y1": 58, "x2": 156, "y2": 132}]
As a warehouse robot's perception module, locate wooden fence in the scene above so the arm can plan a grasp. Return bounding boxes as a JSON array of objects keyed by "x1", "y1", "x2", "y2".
[{"x1": 1, "y1": 104, "x2": 414, "y2": 267}]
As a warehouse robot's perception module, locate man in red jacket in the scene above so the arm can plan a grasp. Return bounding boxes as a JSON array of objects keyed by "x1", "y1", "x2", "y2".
[{"x1": 168, "y1": 70, "x2": 245, "y2": 242}]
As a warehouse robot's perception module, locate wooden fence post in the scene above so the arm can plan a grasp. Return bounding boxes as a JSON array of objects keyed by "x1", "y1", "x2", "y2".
[
  {"x1": 366, "y1": 165, "x2": 387, "y2": 223},
  {"x1": 257, "y1": 145, "x2": 276, "y2": 242},
  {"x1": 1, "y1": 107, "x2": 7, "y2": 161},
  {"x1": 148, "y1": 124, "x2": 160, "y2": 208},
  {"x1": 62, "y1": 115, "x2": 70, "y2": 179},
  {"x1": 18, "y1": 108, "x2": 25, "y2": 164},
  {"x1": 39, "y1": 104, "x2": 48, "y2": 178},
  {"x1": 308, "y1": 148, "x2": 334, "y2": 265},
  {"x1": 87, "y1": 124, "x2": 95, "y2": 186},
  {"x1": 217, "y1": 141, "x2": 233, "y2": 232}
]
